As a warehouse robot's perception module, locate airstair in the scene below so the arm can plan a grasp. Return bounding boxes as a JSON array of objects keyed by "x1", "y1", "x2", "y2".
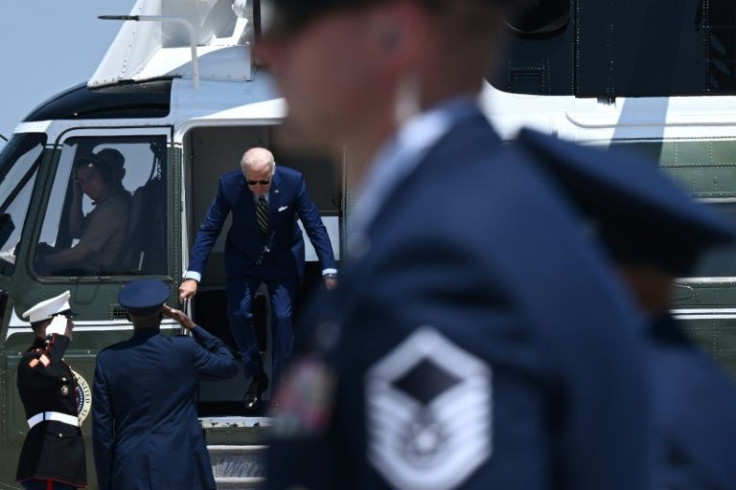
[{"x1": 203, "y1": 417, "x2": 270, "y2": 489}]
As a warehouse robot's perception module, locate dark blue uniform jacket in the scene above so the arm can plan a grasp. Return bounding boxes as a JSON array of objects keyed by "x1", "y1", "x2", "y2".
[
  {"x1": 649, "y1": 315, "x2": 736, "y2": 490},
  {"x1": 92, "y1": 326, "x2": 238, "y2": 490},
  {"x1": 266, "y1": 114, "x2": 653, "y2": 489}
]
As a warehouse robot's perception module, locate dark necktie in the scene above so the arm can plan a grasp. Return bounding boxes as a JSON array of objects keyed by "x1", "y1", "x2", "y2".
[{"x1": 256, "y1": 196, "x2": 269, "y2": 233}]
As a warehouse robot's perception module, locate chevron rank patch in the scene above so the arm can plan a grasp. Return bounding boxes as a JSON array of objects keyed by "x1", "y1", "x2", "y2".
[{"x1": 365, "y1": 327, "x2": 492, "y2": 490}]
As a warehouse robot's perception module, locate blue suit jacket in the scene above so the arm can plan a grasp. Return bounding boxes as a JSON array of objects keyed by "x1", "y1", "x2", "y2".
[
  {"x1": 267, "y1": 113, "x2": 652, "y2": 489},
  {"x1": 92, "y1": 326, "x2": 238, "y2": 490},
  {"x1": 188, "y1": 166, "x2": 336, "y2": 282}
]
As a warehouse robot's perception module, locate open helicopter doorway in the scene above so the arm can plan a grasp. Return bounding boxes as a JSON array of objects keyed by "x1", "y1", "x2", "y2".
[{"x1": 183, "y1": 125, "x2": 344, "y2": 415}]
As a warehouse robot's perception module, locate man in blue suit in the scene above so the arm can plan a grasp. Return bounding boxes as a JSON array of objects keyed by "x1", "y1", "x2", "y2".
[
  {"x1": 179, "y1": 147, "x2": 337, "y2": 410},
  {"x1": 521, "y1": 130, "x2": 736, "y2": 490},
  {"x1": 92, "y1": 279, "x2": 239, "y2": 490},
  {"x1": 258, "y1": 0, "x2": 652, "y2": 489}
]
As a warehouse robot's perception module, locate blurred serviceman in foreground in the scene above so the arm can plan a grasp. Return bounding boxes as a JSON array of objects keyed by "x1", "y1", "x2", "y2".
[
  {"x1": 523, "y1": 131, "x2": 736, "y2": 490},
  {"x1": 258, "y1": 0, "x2": 652, "y2": 489}
]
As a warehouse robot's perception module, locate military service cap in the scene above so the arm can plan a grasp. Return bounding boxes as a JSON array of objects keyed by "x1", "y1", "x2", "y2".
[
  {"x1": 118, "y1": 279, "x2": 169, "y2": 316},
  {"x1": 520, "y1": 129, "x2": 736, "y2": 275},
  {"x1": 22, "y1": 290, "x2": 78, "y2": 324},
  {"x1": 263, "y1": 0, "x2": 526, "y2": 37}
]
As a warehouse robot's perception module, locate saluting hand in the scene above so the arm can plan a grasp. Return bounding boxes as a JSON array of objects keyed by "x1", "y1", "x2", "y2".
[
  {"x1": 162, "y1": 304, "x2": 196, "y2": 331},
  {"x1": 178, "y1": 279, "x2": 198, "y2": 303},
  {"x1": 323, "y1": 276, "x2": 337, "y2": 290}
]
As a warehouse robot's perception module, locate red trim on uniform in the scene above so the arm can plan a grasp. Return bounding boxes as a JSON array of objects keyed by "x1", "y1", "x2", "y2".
[
  {"x1": 17, "y1": 476, "x2": 86, "y2": 488},
  {"x1": 47, "y1": 479, "x2": 53, "y2": 490}
]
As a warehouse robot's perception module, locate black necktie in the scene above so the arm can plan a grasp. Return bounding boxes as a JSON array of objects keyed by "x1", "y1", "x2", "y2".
[{"x1": 256, "y1": 196, "x2": 269, "y2": 233}]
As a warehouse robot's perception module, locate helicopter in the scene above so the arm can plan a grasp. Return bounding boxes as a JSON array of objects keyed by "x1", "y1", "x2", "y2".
[{"x1": 1, "y1": 0, "x2": 735, "y2": 487}]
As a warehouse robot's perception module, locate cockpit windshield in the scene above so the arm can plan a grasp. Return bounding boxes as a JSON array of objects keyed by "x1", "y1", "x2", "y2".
[{"x1": 0, "y1": 133, "x2": 46, "y2": 275}]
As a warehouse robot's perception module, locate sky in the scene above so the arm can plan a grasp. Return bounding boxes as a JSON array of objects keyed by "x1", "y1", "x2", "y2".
[{"x1": 0, "y1": 0, "x2": 136, "y2": 143}]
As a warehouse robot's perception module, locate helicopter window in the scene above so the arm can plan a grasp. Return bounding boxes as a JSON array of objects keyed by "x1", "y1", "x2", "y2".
[
  {"x1": 34, "y1": 136, "x2": 168, "y2": 277},
  {"x1": 0, "y1": 133, "x2": 45, "y2": 275}
]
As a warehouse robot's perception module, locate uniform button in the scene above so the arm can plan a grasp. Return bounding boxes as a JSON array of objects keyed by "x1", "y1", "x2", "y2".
[
  {"x1": 61, "y1": 377, "x2": 68, "y2": 383},
  {"x1": 58, "y1": 433, "x2": 63, "y2": 438}
]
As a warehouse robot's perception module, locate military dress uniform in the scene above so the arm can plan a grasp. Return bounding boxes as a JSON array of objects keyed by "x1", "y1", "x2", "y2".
[
  {"x1": 266, "y1": 101, "x2": 652, "y2": 490},
  {"x1": 16, "y1": 292, "x2": 86, "y2": 489},
  {"x1": 93, "y1": 279, "x2": 239, "y2": 490},
  {"x1": 520, "y1": 129, "x2": 736, "y2": 490}
]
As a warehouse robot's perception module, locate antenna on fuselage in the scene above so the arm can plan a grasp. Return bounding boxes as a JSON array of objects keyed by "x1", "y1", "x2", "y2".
[{"x1": 99, "y1": 15, "x2": 200, "y2": 90}]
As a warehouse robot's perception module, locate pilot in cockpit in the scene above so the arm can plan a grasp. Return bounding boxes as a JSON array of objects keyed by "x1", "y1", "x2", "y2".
[{"x1": 36, "y1": 153, "x2": 130, "y2": 275}]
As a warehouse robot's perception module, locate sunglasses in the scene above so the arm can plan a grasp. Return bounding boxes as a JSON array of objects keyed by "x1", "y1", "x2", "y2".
[{"x1": 247, "y1": 180, "x2": 271, "y2": 186}]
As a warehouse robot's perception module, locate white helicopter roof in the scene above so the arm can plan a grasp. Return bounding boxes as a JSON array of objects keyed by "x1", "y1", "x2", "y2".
[{"x1": 89, "y1": 0, "x2": 255, "y2": 88}]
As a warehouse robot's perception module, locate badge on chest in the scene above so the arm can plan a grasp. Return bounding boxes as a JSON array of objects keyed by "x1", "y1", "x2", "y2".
[{"x1": 366, "y1": 327, "x2": 492, "y2": 490}]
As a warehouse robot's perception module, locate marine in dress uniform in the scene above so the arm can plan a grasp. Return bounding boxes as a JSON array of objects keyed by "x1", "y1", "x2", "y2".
[
  {"x1": 92, "y1": 279, "x2": 239, "y2": 490},
  {"x1": 16, "y1": 291, "x2": 87, "y2": 489},
  {"x1": 521, "y1": 129, "x2": 736, "y2": 490},
  {"x1": 258, "y1": 1, "x2": 652, "y2": 489}
]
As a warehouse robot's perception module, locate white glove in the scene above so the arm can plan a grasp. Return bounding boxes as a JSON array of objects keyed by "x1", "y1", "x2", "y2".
[
  {"x1": 232, "y1": 0, "x2": 248, "y2": 18},
  {"x1": 46, "y1": 316, "x2": 67, "y2": 337}
]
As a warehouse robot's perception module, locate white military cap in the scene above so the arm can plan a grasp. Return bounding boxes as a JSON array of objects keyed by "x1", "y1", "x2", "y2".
[{"x1": 22, "y1": 291, "x2": 77, "y2": 324}]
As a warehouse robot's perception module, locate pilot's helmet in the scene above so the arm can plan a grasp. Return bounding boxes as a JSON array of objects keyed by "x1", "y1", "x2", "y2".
[
  {"x1": 74, "y1": 153, "x2": 115, "y2": 186},
  {"x1": 96, "y1": 149, "x2": 126, "y2": 182}
]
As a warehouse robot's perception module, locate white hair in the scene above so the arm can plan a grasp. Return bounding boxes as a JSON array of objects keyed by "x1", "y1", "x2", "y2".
[{"x1": 241, "y1": 147, "x2": 276, "y2": 175}]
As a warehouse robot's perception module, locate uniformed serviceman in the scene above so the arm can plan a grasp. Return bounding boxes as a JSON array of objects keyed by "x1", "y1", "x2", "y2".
[
  {"x1": 92, "y1": 279, "x2": 239, "y2": 490},
  {"x1": 258, "y1": 0, "x2": 652, "y2": 489},
  {"x1": 521, "y1": 130, "x2": 736, "y2": 490},
  {"x1": 16, "y1": 291, "x2": 86, "y2": 489}
]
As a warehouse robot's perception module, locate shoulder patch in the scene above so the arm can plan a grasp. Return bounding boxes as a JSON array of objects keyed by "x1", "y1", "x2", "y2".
[{"x1": 365, "y1": 327, "x2": 492, "y2": 490}]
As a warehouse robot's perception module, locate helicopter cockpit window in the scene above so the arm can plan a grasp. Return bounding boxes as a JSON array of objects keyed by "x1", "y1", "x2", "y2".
[
  {"x1": 34, "y1": 136, "x2": 168, "y2": 277},
  {"x1": 0, "y1": 133, "x2": 45, "y2": 276}
]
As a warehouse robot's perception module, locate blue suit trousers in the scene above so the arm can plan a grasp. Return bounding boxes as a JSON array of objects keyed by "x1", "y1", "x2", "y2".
[{"x1": 226, "y1": 273, "x2": 298, "y2": 385}]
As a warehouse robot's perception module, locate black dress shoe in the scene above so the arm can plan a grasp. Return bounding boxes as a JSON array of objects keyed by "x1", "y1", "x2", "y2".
[{"x1": 243, "y1": 372, "x2": 269, "y2": 411}]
